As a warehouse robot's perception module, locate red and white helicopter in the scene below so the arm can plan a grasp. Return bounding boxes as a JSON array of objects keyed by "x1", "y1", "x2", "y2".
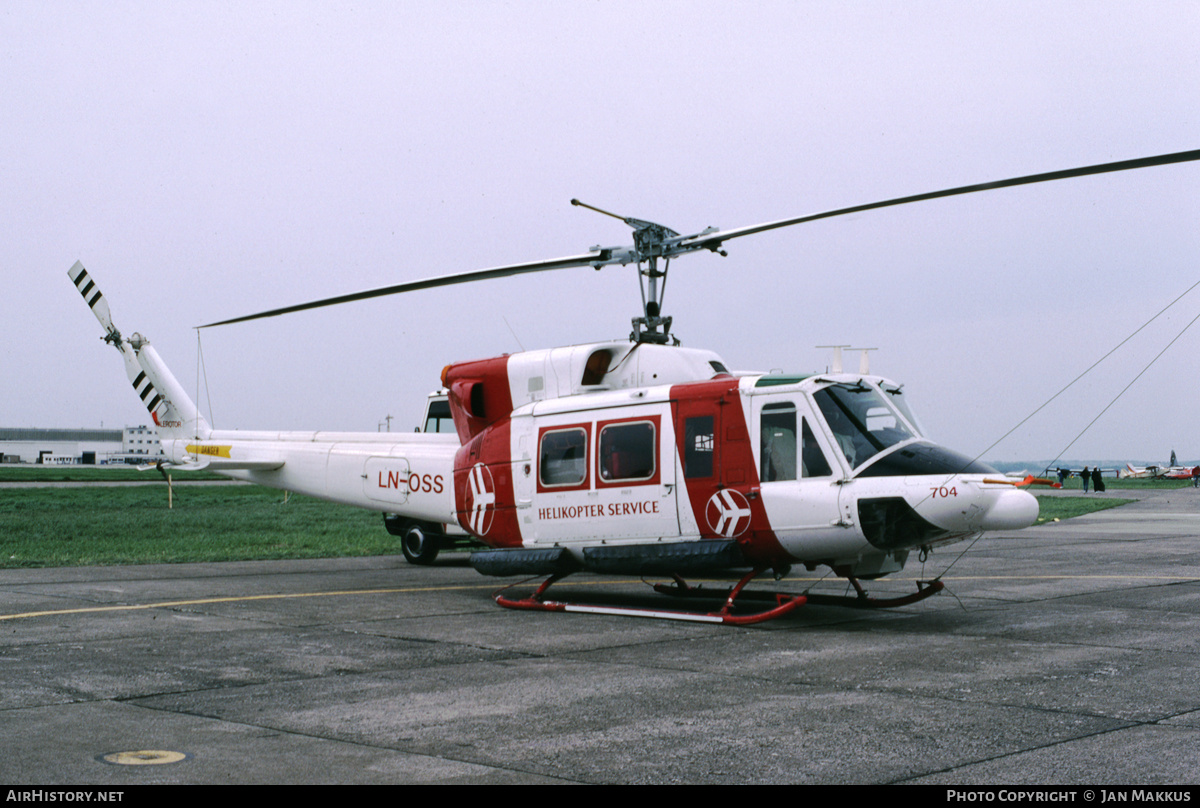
[{"x1": 71, "y1": 149, "x2": 1199, "y2": 624}]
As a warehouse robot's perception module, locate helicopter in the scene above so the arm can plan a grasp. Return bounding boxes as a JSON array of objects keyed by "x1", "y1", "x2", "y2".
[{"x1": 70, "y1": 148, "x2": 1199, "y2": 625}]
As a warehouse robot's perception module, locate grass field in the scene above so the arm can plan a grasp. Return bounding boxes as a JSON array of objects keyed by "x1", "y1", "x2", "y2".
[
  {"x1": 1034, "y1": 495, "x2": 1135, "y2": 522},
  {"x1": 0, "y1": 483, "x2": 395, "y2": 568}
]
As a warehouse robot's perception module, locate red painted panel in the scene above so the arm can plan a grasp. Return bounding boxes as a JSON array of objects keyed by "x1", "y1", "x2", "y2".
[
  {"x1": 454, "y1": 419, "x2": 521, "y2": 548},
  {"x1": 670, "y1": 378, "x2": 788, "y2": 567},
  {"x1": 443, "y1": 355, "x2": 514, "y2": 443}
]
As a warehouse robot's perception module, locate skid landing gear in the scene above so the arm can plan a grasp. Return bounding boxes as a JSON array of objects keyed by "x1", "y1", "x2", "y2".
[
  {"x1": 654, "y1": 568, "x2": 944, "y2": 610},
  {"x1": 493, "y1": 566, "x2": 944, "y2": 625},
  {"x1": 493, "y1": 567, "x2": 806, "y2": 625}
]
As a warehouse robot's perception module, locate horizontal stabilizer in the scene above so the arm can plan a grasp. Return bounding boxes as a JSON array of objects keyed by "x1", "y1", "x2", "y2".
[
  {"x1": 141, "y1": 458, "x2": 285, "y2": 472},
  {"x1": 180, "y1": 444, "x2": 283, "y2": 470},
  {"x1": 136, "y1": 461, "x2": 212, "y2": 472},
  {"x1": 183, "y1": 443, "x2": 285, "y2": 470}
]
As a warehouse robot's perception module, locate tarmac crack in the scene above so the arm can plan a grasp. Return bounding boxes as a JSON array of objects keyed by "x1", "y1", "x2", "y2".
[{"x1": 887, "y1": 715, "x2": 1180, "y2": 784}]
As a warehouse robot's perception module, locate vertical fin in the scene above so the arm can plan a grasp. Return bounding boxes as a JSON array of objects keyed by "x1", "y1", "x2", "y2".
[
  {"x1": 68, "y1": 262, "x2": 212, "y2": 456},
  {"x1": 129, "y1": 337, "x2": 211, "y2": 442}
]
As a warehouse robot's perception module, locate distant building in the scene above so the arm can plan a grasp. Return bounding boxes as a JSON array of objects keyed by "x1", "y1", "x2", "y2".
[
  {"x1": 0, "y1": 426, "x2": 164, "y2": 464},
  {"x1": 122, "y1": 425, "x2": 163, "y2": 460}
]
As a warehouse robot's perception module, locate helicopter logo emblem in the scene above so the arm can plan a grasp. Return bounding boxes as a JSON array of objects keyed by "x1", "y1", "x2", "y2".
[
  {"x1": 466, "y1": 463, "x2": 496, "y2": 535},
  {"x1": 705, "y1": 489, "x2": 752, "y2": 538}
]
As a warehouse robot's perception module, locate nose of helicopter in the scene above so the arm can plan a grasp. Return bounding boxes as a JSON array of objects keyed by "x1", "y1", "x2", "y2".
[{"x1": 977, "y1": 486, "x2": 1039, "y2": 531}]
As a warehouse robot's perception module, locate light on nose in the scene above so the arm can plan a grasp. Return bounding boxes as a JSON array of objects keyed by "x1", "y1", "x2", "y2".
[{"x1": 979, "y1": 488, "x2": 1039, "y2": 531}]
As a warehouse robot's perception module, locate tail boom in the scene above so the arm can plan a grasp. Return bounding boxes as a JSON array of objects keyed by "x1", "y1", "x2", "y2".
[{"x1": 70, "y1": 261, "x2": 460, "y2": 526}]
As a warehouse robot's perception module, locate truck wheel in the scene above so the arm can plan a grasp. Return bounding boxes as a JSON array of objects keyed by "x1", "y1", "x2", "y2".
[{"x1": 401, "y1": 523, "x2": 439, "y2": 565}]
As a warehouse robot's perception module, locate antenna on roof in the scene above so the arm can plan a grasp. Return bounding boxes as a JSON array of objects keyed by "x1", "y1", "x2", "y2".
[{"x1": 816, "y1": 345, "x2": 850, "y2": 373}]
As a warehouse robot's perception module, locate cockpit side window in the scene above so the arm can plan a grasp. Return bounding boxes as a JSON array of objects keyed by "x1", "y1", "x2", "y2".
[
  {"x1": 813, "y1": 383, "x2": 915, "y2": 469},
  {"x1": 801, "y1": 419, "x2": 833, "y2": 478},
  {"x1": 761, "y1": 402, "x2": 797, "y2": 482},
  {"x1": 761, "y1": 401, "x2": 834, "y2": 481}
]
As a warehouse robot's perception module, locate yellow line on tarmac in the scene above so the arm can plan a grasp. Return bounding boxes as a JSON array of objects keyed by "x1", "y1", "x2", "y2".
[
  {"x1": 0, "y1": 583, "x2": 499, "y2": 622},
  {"x1": 0, "y1": 578, "x2": 650, "y2": 622}
]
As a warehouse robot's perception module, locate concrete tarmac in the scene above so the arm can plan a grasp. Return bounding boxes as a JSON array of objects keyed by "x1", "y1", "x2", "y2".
[{"x1": 2, "y1": 488, "x2": 1199, "y2": 785}]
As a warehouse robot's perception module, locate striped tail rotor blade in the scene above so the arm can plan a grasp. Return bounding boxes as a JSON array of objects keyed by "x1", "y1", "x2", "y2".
[
  {"x1": 121, "y1": 348, "x2": 164, "y2": 419},
  {"x1": 67, "y1": 261, "x2": 119, "y2": 341},
  {"x1": 68, "y1": 262, "x2": 162, "y2": 418}
]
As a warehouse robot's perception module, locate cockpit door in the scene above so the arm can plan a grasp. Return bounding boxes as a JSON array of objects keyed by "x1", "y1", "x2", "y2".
[{"x1": 755, "y1": 396, "x2": 846, "y2": 546}]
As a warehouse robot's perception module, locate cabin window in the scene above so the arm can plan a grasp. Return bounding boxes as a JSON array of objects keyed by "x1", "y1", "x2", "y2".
[
  {"x1": 598, "y1": 420, "x2": 656, "y2": 483},
  {"x1": 682, "y1": 416, "x2": 714, "y2": 479},
  {"x1": 539, "y1": 427, "x2": 589, "y2": 488}
]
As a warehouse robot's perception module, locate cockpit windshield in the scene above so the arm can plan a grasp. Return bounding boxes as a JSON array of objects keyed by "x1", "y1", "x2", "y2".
[
  {"x1": 813, "y1": 383, "x2": 916, "y2": 469},
  {"x1": 882, "y1": 385, "x2": 925, "y2": 437}
]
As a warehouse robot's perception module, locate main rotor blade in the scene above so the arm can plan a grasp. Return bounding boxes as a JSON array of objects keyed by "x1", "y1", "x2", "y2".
[
  {"x1": 678, "y1": 148, "x2": 1200, "y2": 252},
  {"x1": 201, "y1": 251, "x2": 608, "y2": 327},
  {"x1": 205, "y1": 148, "x2": 1199, "y2": 328}
]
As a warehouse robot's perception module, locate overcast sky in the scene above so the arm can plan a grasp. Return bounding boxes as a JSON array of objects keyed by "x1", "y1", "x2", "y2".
[{"x1": 4, "y1": 1, "x2": 1198, "y2": 464}]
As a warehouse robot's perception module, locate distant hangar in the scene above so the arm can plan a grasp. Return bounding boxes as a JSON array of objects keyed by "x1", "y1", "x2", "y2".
[{"x1": 0, "y1": 425, "x2": 164, "y2": 465}]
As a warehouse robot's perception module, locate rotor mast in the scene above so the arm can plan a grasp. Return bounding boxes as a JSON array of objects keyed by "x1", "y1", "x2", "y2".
[
  {"x1": 633, "y1": 255, "x2": 673, "y2": 344},
  {"x1": 571, "y1": 199, "x2": 688, "y2": 345}
]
